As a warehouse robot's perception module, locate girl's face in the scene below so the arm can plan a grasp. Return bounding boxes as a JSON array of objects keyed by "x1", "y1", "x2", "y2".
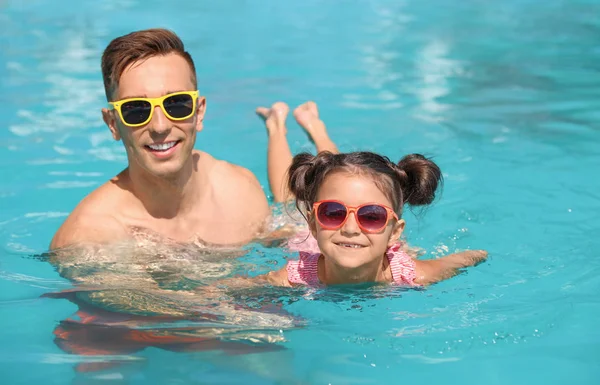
[{"x1": 308, "y1": 171, "x2": 404, "y2": 270}]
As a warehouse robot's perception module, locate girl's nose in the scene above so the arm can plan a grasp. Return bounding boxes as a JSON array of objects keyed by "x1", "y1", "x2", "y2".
[{"x1": 340, "y1": 211, "x2": 361, "y2": 235}]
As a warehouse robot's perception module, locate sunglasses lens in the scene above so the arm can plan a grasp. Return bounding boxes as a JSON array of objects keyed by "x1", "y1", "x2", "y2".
[
  {"x1": 317, "y1": 201, "x2": 347, "y2": 228},
  {"x1": 357, "y1": 205, "x2": 389, "y2": 231},
  {"x1": 121, "y1": 100, "x2": 152, "y2": 125},
  {"x1": 164, "y1": 93, "x2": 194, "y2": 119}
]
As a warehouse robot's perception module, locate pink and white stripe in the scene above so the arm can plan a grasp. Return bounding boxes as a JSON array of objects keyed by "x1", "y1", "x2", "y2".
[{"x1": 286, "y1": 242, "x2": 419, "y2": 287}]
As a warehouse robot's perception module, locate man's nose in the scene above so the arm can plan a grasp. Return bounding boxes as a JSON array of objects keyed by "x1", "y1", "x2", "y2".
[{"x1": 148, "y1": 105, "x2": 171, "y2": 135}]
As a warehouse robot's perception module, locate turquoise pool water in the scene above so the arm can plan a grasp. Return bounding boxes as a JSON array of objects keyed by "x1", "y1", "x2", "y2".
[{"x1": 2, "y1": 0, "x2": 600, "y2": 383}]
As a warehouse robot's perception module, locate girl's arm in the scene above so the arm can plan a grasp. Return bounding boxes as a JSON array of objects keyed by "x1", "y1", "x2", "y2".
[
  {"x1": 262, "y1": 267, "x2": 293, "y2": 287},
  {"x1": 414, "y1": 250, "x2": 487, "y2": 285}
]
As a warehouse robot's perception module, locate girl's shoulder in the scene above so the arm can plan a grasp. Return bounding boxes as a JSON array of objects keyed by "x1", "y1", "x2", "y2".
[
  {"x1": 286, "y1": 252, "x2": 321, "y2": 286},
  {"x1": 387, "y1": 242, "x2": 419, "y2": 286}
]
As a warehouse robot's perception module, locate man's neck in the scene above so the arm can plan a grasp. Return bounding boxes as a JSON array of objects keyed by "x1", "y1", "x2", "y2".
[{"x1": 126, "y1": 156, "x2": 204, "y2": 219}]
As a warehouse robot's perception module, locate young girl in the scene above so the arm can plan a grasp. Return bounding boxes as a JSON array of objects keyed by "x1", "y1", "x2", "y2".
[{"x1": 254, "y1": 102, "x2": 487, "y2": 287}]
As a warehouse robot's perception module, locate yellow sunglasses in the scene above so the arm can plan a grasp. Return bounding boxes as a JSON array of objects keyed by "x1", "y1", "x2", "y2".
[{"x1": 108, "y1": 90, "x2": 199, "y2": 128}]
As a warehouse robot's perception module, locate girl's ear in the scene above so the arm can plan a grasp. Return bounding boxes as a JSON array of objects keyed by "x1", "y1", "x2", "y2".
[
  {"x1": 388, "y1": 219, "x2": 405, "y2": 248},
  {"x1": 307, "y1": 211, "x2": 318, "y2": 238}
]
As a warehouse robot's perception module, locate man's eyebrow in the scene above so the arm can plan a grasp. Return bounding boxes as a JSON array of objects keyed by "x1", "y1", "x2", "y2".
[
  {"x1": 118, "y1": 90, "x2": 189, "y2": 100},
  {"x1": 119, "y1": 94, "x2": 147, "y2": 100}
]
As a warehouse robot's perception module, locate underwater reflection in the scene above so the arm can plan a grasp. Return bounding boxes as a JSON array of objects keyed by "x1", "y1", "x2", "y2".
[{"x1": 41, "y1": 224, "x2": 306, "y2": 374}]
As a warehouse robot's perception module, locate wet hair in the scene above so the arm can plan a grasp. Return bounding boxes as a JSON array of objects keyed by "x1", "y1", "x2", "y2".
[
  {"x1": 101, "y1": 28, "x2": 197, "y2": 101},
  {"x1": 288, "y1": 151, "x2": 443, "y2": 217}
]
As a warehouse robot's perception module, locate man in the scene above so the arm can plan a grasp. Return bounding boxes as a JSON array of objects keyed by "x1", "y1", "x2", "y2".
[{"x1": 50, "y1": 29, "x2": 270, "y2": 249}]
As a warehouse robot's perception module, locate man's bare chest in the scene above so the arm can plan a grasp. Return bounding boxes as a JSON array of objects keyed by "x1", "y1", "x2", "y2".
[{"x1": 118, "y1": 204, "x2": 252, "y2": 245}]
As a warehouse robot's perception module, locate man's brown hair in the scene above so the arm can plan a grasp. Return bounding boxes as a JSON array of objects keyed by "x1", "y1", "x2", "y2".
[{"x1": 101, "y1": 28, "x2": 197, "y2": 101}]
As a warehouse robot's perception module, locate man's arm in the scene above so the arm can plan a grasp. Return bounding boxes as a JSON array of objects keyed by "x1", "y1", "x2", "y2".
[
  {"x1": 232, "y1": 165, "x2": 271, "y2": 228},
  {"x1": 215, "y1": 163, "x2": 271, "y2": 244}
]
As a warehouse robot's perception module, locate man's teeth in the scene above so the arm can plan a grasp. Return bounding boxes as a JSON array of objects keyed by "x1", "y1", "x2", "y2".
[{"x1": 148, "y1": 142, "x2": 177, "y2": 151}]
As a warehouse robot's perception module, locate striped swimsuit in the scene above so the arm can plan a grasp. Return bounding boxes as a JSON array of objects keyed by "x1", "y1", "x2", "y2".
[{"x1": 286, "y1": 242, "x2": 418, "y2": 287}]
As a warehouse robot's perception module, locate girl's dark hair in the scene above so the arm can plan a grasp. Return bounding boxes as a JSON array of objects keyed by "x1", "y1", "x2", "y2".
[{"x1": 288, "y1": 151, "x2": 443, "y2": 217}]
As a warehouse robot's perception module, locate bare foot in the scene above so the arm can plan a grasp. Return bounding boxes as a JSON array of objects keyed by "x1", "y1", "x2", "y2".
[
  {"x1": 294, "y1": 101, "x2": 338, "y2": 153},
  {"x1": 293, "y1": 101, "x2": 324, "y2": 139},
  {"x1": 256, "y1": 102, "x2": 289, "y2": 137}
]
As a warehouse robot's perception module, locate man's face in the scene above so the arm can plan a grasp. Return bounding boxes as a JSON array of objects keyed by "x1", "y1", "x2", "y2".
[{"x1": 102, "y1": 53, "x2": 206, "y2": 179}]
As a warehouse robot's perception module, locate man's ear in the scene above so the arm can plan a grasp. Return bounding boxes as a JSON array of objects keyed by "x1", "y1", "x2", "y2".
[
  {"x1": 388, "y1": 219, "x2": 405, "y2": 248},
  {"x1": 102, "y1": 108, "x2": 121, "y2": 141},
  {"x1": 195, "y1": 97, "x2": 206, "y2": 132}
]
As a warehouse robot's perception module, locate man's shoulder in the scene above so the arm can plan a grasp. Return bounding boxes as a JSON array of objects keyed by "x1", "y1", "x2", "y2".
[
  {"x1": 199, "y1": 151, "x2": 261, "y2": 187},
  {"x1": 50, "y1": 182, "x2": 128, "y2": 250},
  {"x1": 197, "y1": 151, "x2": 270, "y2": 224},
  {"x1": 75, "y1": 179, "x2": 127, "y2": 215}
]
